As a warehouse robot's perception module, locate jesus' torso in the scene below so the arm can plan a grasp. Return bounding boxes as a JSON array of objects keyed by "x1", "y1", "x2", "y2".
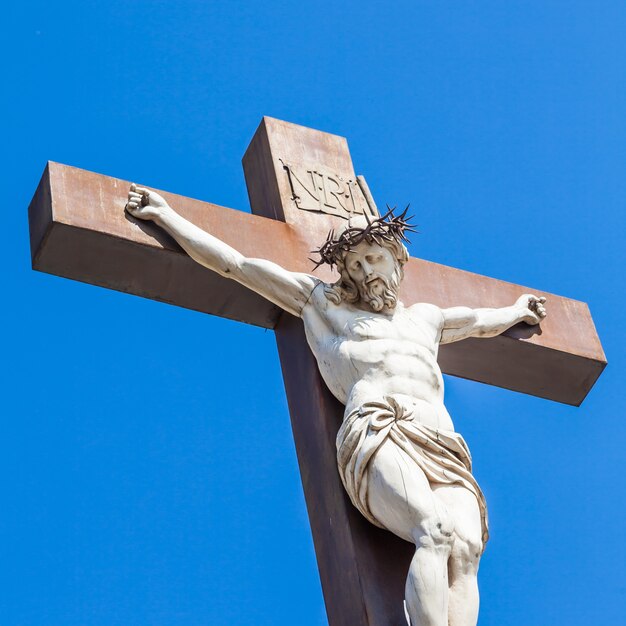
[{"x1": 301, "y1": 284, "x2": 455, "y2": 432}]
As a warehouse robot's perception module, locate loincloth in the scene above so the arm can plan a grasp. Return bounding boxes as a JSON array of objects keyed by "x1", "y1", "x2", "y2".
[{"x1": 336, "y1": 396, "x2": 489, "y2": 547}]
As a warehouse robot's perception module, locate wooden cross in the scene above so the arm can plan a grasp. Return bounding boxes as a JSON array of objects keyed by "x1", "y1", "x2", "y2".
[{"x1": 28, "y1": 117, "x2": 606, "y2": 626}]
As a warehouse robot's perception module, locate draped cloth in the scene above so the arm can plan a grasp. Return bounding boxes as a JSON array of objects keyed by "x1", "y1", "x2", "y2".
[{"x1": 336, "y1": 396, "x2": 489, "y2": 547}]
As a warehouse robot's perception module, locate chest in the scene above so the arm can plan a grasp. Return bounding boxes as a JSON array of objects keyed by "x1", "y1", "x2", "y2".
[{"x1": 326, "y1": 306, "x2": 439, "y2": 349}]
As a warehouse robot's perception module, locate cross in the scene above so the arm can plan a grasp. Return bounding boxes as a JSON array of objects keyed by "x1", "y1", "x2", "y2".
[{"x1": 28, "y1": 117, "x2": 606, "y2": 626}]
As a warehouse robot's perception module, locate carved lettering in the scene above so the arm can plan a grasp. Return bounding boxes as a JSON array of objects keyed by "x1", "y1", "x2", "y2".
[
  {"x1": 281, "y1": 160, "x2": 377, "y2": 220},
  {"x1": 285, "y1": 166, "x2": 320, "y2": 207}
]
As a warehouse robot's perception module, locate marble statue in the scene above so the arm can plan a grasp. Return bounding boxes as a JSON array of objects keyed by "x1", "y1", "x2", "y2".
[{"x1": 125, "y1": 184, "x2": 546, "y2": 626}]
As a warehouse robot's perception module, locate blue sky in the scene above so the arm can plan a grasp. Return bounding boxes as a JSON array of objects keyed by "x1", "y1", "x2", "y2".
[{"x1": 2, "y1": 2, "x2": 625, "y2": 624}]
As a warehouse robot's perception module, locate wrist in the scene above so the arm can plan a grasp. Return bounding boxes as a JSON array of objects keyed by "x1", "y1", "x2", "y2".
[
  {"x1": 514, "y1": 305, "x2": 530, "y2": 322},
  {"x1": 153, "y1": 204, "x2": 174, "y2": 225}
]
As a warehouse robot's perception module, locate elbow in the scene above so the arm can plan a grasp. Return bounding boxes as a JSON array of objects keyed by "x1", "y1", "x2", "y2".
[
  {"x1": 218, "y1": 262, "x2": 240, "y2": 279},
  {"x1": 217, "y1": 251, "x2": 245, "y2": 278}
]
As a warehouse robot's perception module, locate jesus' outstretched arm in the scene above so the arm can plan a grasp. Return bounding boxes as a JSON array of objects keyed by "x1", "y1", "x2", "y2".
[
  {"x1": 439, "y1": 295, "x2": 547, "y2": 344},
  {"x1": 125, "y1": 184, "x2": 317, "y2": 317}
]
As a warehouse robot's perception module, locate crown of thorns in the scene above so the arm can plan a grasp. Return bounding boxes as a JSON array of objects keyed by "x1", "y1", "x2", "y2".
[{"x1": 311, "y1": 205, "x2": 417, "y2": 270}]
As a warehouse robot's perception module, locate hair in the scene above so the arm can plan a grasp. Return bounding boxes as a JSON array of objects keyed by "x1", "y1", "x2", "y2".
[
  {"x1": 323, "y1": 238, "x2": 409, "y2": 309},
  {"x1": 312, "y1": 206, "x2": 415, "y2": 270}
]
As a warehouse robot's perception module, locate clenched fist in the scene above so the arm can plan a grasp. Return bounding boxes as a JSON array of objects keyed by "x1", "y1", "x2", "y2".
[
  {"x1": 125, "y1": 184, "x2": 170, "y2": 221},
  {"x1": 516, "y1": 293, "x2": 547, "y2": 326}
]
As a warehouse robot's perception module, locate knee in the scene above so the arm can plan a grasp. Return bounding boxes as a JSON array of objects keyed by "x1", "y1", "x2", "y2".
[
  {"x1": 450, "y1": 535, "x2": 483, "y2": 574},
  {"x1": 417, "y1": 514, "x2": 455, "y2": 551}
]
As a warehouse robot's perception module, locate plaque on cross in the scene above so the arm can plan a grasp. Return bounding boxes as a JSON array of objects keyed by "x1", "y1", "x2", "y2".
[{"x1": 28, "y1": 117, "x2": 606, "y2": 625}]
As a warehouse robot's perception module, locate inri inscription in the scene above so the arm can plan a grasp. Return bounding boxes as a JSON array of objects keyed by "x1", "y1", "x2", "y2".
[{"x1": 281, "y1": 160, "x2": 377, "y2": 220}]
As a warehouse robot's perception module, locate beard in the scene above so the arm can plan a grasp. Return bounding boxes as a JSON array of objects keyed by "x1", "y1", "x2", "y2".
[{"x1": 357, "y1": 269, "x2": 402, "y2": 312}]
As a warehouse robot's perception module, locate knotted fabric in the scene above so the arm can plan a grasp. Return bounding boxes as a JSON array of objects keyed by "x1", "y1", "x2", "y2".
[{"x1": 336, "y1": 396, "x2": 489, "y2": 546}]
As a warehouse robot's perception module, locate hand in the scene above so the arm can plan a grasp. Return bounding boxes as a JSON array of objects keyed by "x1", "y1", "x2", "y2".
[
  {"x1": 125, "y1": 183, "x2": 170, "y2": 221},
  {"x1": 516, "y1": 293, "x2": 547, "y2": 325}
]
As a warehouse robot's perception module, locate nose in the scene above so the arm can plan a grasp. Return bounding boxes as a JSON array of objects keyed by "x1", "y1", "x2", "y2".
[{"x1": 361, "y1": 260, "x2": 373, "y2": 277}]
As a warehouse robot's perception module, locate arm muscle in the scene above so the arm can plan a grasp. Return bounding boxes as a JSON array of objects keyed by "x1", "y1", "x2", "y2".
[
  {"x1": 155, "y1": 206, "x2": 317, "y2": 317},
  {"x1": 440, "y1": 305, "x2": 522, "y2": 344}
]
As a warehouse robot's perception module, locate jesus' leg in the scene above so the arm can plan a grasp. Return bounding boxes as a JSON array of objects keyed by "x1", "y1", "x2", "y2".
[
  {"x1": 433, "y1": 484, "x2": 483, "y2": 626},
  {"x1": 366, "y1": 440, "x2": 455, "y2": 626}
]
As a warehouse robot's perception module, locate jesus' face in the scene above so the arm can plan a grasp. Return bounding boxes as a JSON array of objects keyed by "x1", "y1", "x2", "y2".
[{"x1": 344, "y1": 240, "x2": 402, "y2": 312}]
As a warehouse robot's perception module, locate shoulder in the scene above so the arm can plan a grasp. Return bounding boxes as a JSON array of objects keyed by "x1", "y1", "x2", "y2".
[
  {"x1": 292, "y1": 272, "x2": 323, "y2": 293},
  {"x1": 301, "y1": 278, "x2": 334, "y2": 312},
  {"x1": 303, "y1": 279, "x2": 358, "y2": 321},
  {"x1": 408, "y1": 302, "x2": 445, "y2": 327}
]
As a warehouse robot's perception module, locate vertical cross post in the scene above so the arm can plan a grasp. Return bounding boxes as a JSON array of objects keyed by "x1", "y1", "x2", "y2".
[{"x1": 243, "y1": 117, "x2": 413, "y2": 625}]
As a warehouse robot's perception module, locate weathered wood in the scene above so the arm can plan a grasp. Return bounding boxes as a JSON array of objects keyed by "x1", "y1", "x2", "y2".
[
  {"x1": 28, "y1": 161, "x2": 312, "y2": 328},
  {"x1": 29, "y1": 132, "x2": 606, "y2": 405}
]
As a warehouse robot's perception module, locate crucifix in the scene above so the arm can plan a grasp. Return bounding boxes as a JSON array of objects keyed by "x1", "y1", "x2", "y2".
[{"x1": 28, "y1": 117, "x2": 606, "y2": 625}]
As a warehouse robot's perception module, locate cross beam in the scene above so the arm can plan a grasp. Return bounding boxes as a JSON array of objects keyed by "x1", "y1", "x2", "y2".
[
  {"x1": 28, "y1": 117, "x2": 606, "y2": 625},
  {"x1": 29, "y1": 147, "x2": 605, "y2": 404}
]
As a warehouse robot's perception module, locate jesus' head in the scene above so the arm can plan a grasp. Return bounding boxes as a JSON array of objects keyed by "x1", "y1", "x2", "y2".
[{"x1": 314, "y1": 208, "x2": 413, "y2": 313}]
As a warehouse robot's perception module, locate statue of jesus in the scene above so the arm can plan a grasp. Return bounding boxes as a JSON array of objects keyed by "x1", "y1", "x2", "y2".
[{"x1": 125, "y1": 184, "x2": 546, "y2": 626}]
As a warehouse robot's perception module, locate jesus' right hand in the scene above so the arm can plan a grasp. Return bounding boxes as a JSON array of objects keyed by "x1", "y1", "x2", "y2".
[{"x1": 126, "y1": 184, "x2": 170, "y2": 221}]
